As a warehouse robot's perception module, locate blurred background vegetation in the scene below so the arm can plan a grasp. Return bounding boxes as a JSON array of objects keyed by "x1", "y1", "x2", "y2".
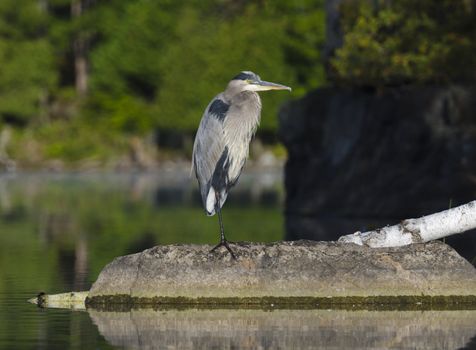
[
  {"x1": 0, "y1": 0, "x2": 474, "y2": 169},
  {"x1": 0, "y1": 0, "x2": 325, "y2": 168},
  {"x1": 331, "y1": 0, "x2": 476, "y2": 86}
]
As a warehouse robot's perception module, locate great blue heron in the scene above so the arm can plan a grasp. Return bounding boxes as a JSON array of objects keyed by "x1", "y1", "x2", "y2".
[{"x1": 192, "y1": 71, "x2": 291, "y2": 259}]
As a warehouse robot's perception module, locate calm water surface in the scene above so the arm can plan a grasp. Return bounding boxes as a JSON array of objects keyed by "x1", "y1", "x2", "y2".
[
  {"x1": 0, "y1": 171, "x2": 475, "y2": 349},
  {"x1": 0, "y1": 170, "x2": 283, "y2": 349}
]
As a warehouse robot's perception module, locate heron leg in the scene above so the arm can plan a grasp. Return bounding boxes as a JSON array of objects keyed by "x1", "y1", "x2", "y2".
[{"x1": 210, "y1": 193, "x2": 236, "y2": 259}]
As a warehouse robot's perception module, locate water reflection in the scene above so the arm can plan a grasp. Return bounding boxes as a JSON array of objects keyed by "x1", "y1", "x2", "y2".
[
  {"x1": 88, "y1": 308, "x2": 476, "y2": 350},
  {"x1": 0, "y1": 171, "x2": 284, "y2": 288},
  {"x1": 2, "y1": 172, "x2": 476, "y2": 349},
  {"x1": 0, "y1": 171, "x2": 283, "y2": 349}
]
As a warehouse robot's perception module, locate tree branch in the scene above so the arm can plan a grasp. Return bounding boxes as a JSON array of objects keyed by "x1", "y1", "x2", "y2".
[{"x1": 338, "y1": 200, "x2": 476, "y2": 247}]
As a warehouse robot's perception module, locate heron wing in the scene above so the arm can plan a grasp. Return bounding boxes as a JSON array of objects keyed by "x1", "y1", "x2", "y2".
[{"x1": 192, "y1": 96, "x2": 229, "y2": 213}]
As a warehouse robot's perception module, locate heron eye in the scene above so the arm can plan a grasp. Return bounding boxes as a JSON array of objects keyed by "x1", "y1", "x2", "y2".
[{"x1": 245, "y1": 79, "x2": 252, "y2": 84}]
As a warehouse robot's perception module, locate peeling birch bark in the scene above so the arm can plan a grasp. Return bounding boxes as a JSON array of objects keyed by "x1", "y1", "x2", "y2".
[{"x1": 338, "y1": 200, "x2": 476, "y2": 247}]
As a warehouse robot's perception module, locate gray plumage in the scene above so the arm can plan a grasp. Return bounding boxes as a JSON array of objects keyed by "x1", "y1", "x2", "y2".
[
  {"x1": 193, "y1": 88, "x2": 261, "y2": 215},
  {"x1": 192, "y1": 71, "x2": 291, "y2": 257}
]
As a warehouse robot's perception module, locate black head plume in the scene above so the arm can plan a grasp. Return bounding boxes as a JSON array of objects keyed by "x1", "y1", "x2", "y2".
[{"x1": 232, "y1": 71, "x2": 260, "y2": 82}]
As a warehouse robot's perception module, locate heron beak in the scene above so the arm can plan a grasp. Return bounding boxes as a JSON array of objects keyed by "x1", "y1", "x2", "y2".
[{"x1": 254, "y1": 80, "x2": 292, "y2": 91}]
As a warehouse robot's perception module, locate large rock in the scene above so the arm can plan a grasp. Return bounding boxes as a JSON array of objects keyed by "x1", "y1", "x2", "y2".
[
  {"x1": 278, "y1": 85, "x2": 476, "y2": 261},
  {"x1": 87, "y1": 241, "x2": 476, "y2": 305}
]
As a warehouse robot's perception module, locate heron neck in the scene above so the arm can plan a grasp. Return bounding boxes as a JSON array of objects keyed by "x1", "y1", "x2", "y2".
[{"x1": 225, "y1": 90, "x2": 260, "y2": 106}]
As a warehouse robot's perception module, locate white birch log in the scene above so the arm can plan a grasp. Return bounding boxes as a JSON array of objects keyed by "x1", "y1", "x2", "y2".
[{"x1": 338, "y1": 200, "x2": 476, "y2": 248}]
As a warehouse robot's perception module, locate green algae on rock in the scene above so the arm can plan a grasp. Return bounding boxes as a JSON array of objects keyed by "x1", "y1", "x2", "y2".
[{"x1": 85, "y1": 294, "x2": 476, "y2": 312}]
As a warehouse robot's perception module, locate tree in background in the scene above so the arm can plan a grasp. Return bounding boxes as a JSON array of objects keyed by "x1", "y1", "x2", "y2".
[
  {"x1": 331, "y1": 0, "x2": 476, "y2": 86},
  {"x1": 88, "y1": 0, "x2": 325, "y2": 134},
  {"x1": 0, "y1": 0, "x2": 326, "y2": 166},
  {"x1": 0, "y1": 0, "x2": 56, "y2": 126}
]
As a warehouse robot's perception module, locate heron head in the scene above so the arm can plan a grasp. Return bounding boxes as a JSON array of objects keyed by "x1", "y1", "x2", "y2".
[{"x1": 228, "y1": 71, "x2": 291, "y2": 93}]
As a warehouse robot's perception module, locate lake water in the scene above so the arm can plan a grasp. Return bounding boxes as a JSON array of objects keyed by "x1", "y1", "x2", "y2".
[{"x1": 0, "y1": 172, "x2": 475, "y2": 349}]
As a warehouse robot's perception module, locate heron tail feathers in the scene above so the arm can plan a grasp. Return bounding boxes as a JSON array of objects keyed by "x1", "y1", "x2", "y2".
[{"x1": 205, "y1": 186, "x2": 228, "y2": 216}]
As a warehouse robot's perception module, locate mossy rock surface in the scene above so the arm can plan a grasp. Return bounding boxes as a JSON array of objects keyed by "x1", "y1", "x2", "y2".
[{"x1": 87, "y1": 240, "x2": 476, "y2": 305}]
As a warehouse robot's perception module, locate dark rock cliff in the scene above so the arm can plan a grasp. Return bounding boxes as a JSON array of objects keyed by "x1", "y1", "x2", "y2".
[{"x1": 279, "y1": 85, "x2": 476, "y2": 262}]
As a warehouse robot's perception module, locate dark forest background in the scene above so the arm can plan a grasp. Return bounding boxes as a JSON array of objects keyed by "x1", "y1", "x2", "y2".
[{"x1": 0, "y1": 0, "x2": 474, "y2": 168}]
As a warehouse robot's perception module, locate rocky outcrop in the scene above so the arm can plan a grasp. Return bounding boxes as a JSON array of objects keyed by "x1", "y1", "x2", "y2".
[
  {"x1": 86, "y1": 241, "x2": 476, "y2": 306},
  {"x1": 279, "y1": 85, "x2": 476, "y2": 262}
]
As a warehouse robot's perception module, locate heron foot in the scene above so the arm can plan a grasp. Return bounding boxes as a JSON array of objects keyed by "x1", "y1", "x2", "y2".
[{"x1": 210, "y1": 240, "x2": 237, "y2": 260}]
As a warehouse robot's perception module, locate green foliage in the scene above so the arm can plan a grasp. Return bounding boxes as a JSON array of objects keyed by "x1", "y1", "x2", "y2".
[
  {"x1": 8, "y1": 119, "x2": 128, "y2": 164},
  {"x1": 89, "y1": 1, "x2": 176, "y2": 97},
  {"x1": 0, "y1": 0, "x2": 56, "y2": 124},
  {"x1": 331, "y1": 0, "x2": 476, "y2": 86},
  {"x1": 278, "y1": 0, "x2": 326, "y2": 94},
  {"x1": 0, "y1": 0, "x2": 326, "y2": 163},
  {"x1": 3, "y1": 0, "x2": 476, "y2": 163},
  {"x1": 38, "y1": 121, "x2": 127, "y2": 162},
  {"x1": 88, "y1": 0, "x2": 325, "y2": 133},
  {"x1": 85, "y1": 93, "x2": 156, "y2": 134},
  {"x1": 154, "y1": 4, "x2": 293, "y2": 131}
]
